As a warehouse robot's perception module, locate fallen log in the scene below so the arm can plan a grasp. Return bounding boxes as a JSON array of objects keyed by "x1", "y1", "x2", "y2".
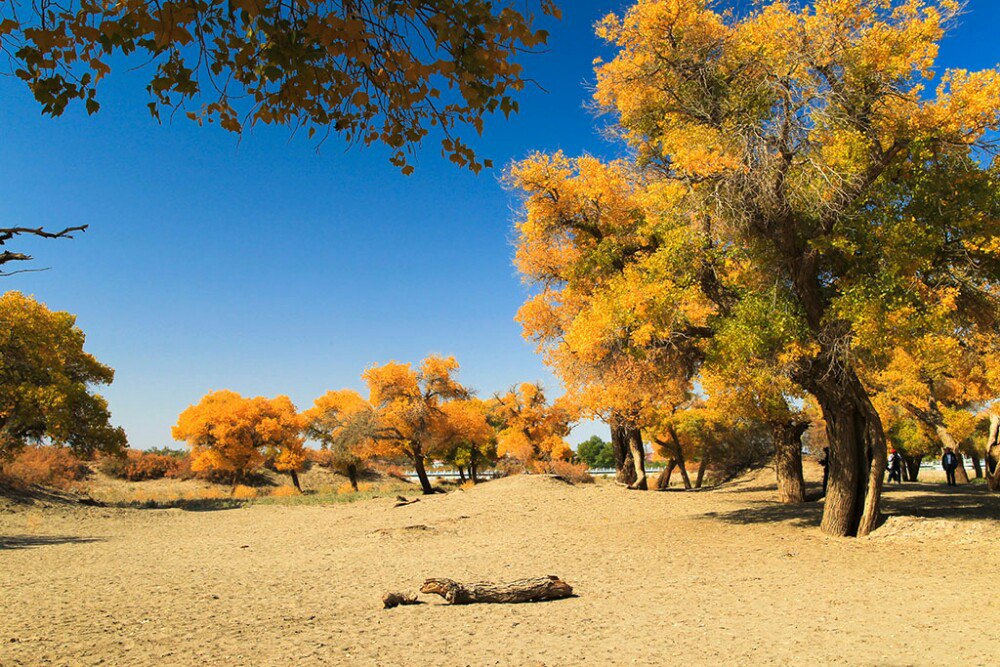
[
  {"x1": 420, "y1": 576, "x2": 573, "y2": 605},
  {"x1": 393, "y1": 495, "x2": 420, "y2": 508}
]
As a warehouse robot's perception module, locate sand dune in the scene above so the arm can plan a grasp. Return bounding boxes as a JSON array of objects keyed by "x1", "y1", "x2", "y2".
[{"x1": 1, "y1": 471, "x2": 997, "y2": 666}]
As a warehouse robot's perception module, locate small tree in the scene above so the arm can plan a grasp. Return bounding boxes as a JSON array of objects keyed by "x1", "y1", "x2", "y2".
[
  {"x1": 576, "y1": 436, "x2": 615, "y2": 469},
  {"x1": 303, "y1": 389, "x2": 375, "y2": 491},
  {"x1": 172, "y1": 390, "x2": 305, "y2": 490},
  {"x1": 0, "y1": 291, "x2": 126, "y2": 461}
]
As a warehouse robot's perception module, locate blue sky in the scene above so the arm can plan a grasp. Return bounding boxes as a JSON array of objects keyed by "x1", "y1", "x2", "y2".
[{"x1": 3, "y1": 1, "x2": 999, "y2": 450}]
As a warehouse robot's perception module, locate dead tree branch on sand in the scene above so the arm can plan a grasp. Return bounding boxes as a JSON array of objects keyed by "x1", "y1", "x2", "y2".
[{"x1": 419, "y1": 576, "x2": 573, "y2": 605}]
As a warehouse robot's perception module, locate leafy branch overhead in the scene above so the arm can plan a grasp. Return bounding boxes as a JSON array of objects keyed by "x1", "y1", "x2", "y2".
[{"x1": 0, "y1": 1, "x2": 561, "y2": 173}]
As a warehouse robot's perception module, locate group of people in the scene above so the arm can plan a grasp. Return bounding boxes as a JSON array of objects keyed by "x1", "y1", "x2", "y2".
[{"x1": 817, "y1": 446, "x2": 964, "y2": 493}]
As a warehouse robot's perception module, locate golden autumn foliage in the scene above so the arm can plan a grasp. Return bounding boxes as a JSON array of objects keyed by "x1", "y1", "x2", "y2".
[
  {"x1": 489, "y1": 383, "x2": 573, "y2": 463},
  {"x1": 172, "y1": 390, "x2": 305, "y2": 487},
  {"x1": 510, "y1": 0, "x2": 1000, "y2": 530},
  {"x1": 0, "y1": 0, "x2": 560, "y2": 172}
]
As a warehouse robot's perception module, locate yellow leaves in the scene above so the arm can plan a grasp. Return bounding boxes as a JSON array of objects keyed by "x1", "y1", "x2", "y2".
[{"x1": 172, "y1": 390, "x2": 304, "y2": 479}]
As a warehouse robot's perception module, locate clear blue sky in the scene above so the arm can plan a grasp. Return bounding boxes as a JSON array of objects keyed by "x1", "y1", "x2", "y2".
[{"x1": 2, "y1": 1, "x2": 998, "y2": 450}]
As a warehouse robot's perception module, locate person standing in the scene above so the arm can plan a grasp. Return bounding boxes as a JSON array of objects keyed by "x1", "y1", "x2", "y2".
[
  {"x1": 942, "y1": 447, "x2": 959, "y2": 486},
  {"x1": 819, "y1": 447, "x2": 830, "y2": 496},
  {"x1": 887, "y1": 449, "x2": 903, "y2": 485}
]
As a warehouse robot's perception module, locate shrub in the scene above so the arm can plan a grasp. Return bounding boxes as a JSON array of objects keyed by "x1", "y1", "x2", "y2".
[
  {"x1": 459, "y1": 480, "x2": 476, "y2": 491},
  {"x1": 2, "y1": 446, "x2": 90, "y2": 489},
  {"x1": 493, "y1": 457, "x2": 526, "y2": 478},
  {"x1": 270, "y1": 485, "x2": 300, "y2": 497},
  {"x1": 545, "y1": 459, "x2": 594, "y2": 484},
  {"x1": 232, "y1": 485, "x2": 258, "y2": 499},
  {"x1": 100, "y1": 449, "x2": 182, "y2": 481}
]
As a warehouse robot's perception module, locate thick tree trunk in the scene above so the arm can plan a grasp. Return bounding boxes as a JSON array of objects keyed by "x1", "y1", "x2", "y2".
[
  {"x1": 347, "y1": 463, "x2": 359, "y2": 491},
  {"x1": 412, "y1": 447, "x2": 434, "y2": 495},
  {"x1": 772, "y1": 421, "x2": 807, "y2": 504},
  {"x1": 289, "y1": 469, "x2": 302, "y2": 492},
  {"x1": 970, "y1": 453, "x2": 982, "y2": 479},
  {"x1": 420, "y1": 576, "x2": 573, "y2": 605},
  {"x1": 807, "y1": 371, "x2": 886, "y2": 537},
  {"x1": 985, "y1": 413, "x2": 1000, "y2": 493},
  {"x1": 627, "y1": 427, "x2": 647, "y2": 490},
  {"x1": 695, "y1": 455, "x2": 709, "y2": 489},
  {"x1": 655, "y1": 459, "x2": 676, "y2": 490},
  {"x1": 457, "y1": 466, "x2": 466, "y2": 483},
  {"x1": 610, "y1": 416, "x2": 636, "y2": 486},
  {"x1": 903, "y1": 456, "x2": 921, "y2": 483}
]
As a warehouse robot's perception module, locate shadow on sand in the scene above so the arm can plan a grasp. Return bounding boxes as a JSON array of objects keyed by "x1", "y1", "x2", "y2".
[
  {"x1": 702, "y1": 481, "x2": 999, "y2": 529},
  {"x1": 0, "y1": 535, "x2": 105, "y2": 550}
]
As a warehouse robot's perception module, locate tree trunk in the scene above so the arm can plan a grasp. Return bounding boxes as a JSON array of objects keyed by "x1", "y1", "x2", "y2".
[
  {"x1": 655, "y1": 459, "x2": 676, "y2": 490},
  {"x1": 289, "y1": 469, "x2": 302, "y2": 492},
  {"x1": 772, "y1": 421, "x2": 807, "y2": 504},
  {"x1": 985, "y1": 413, "x2": 1000, "y2": 493},
  {"x1": 457, "y1": 466, "x2": 466, "y2": 483},
  {"x1": 627, "y1": 427, "x2": 647, "y2": 490},
  {"x1": 412, "y1": 447, "x2": 434, "y2": 495},
  {"x1": 610, "y1": 416, "x2": 636, "y2": 486},
  {"x1": 969, "y1": 453, "x2": 982, "y2": 479},
  {"x1": 903, "y1": 456, "x2": 921, "y2": 483},
  {"x1": 665, "y1": 426, "x2": 692, "y2": 490},
  {"x1": 347, "y1": 463, "x2": 359, "y2": 491},
  {"x1": 469, "y1": 449, "x2": 479, "y2": 484},
  {"x1": 420, "y1": 576, "x2": 573, "y2": 605},
  {"x1": 695, "y1": 455, "x2": 709, "y2": 489},
  {"x1": 806, "y1": 370, "x2": 886, "y2": 537}
]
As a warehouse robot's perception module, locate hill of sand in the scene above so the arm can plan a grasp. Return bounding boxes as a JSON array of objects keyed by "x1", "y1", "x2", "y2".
[{"x1": 1, "y1": 466, "x2": 997, "y2": 666}]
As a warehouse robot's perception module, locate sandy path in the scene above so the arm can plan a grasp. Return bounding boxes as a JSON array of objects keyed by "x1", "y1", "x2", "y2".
[{"x1": 1, "y1": 475, "x2": 996, "y2": 666}]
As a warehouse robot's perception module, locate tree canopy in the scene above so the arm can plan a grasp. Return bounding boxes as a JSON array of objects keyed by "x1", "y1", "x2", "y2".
[
  {"x1": 509, "y1": 0, "x2": 1000, "y2": 535},
  {"x1": 0, "y1": 291, "x2": 126, "y2": 459}
]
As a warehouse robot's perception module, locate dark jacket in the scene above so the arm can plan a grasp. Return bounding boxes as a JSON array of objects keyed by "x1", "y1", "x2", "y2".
[{"x1": 942, "y1": 452, "x2": 959, "y2": 469}]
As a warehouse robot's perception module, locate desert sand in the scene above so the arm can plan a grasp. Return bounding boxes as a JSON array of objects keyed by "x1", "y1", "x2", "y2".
[{"x1": 1, "y1": 469, "x2": 997, "y2": 666}]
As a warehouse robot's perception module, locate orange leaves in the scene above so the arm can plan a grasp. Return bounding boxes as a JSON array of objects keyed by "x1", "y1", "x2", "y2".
[
  {"x1": 491, "y1": 383, "x2": 573, "y2": 463},
  {"x1": 172, "y1": 390, "x2": 305, "y2": 481}
]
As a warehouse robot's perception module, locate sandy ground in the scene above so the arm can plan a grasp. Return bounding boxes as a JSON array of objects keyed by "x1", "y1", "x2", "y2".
[{"x1": 1, "y1": 469, "x2": 997, "y2": 666}]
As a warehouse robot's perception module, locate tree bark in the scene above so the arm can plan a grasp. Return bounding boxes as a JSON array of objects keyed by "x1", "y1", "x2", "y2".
[
  {"x1": 985, "y1": 413, "x2": 1000, "y2": 493},
  {"x1": 772, "y1": 421, "x2": 807, "y2": 503},
  {"x1": 610, "y1": 416, "x2": 636, "y2": 486},
  {"x1": 289, "y1": 469, "x2": 302, "y2": 492},
  {"x1": 695, "y1": 455, "x2": 709, "y2": 489},
  {"x1": 805, "y1": 370, "x2": 886, "y2": 537},
  {"x1": 903, "y1": 455, "x2": 921, "y2": 483},
  {"x1": 665, "y1": 426, "x2": 692, "y2": 490},
  {"x1": 655, "y1": 459, "x2": 676, "y2": 490},
  {"x1": 420, "y1": 576, "x2": 573, "y2": 605},
  {"x1": 469, "y1": 450, "x2": 479, "y2": 484},
  {"x1": 457, "y1": 466, "x2": 466, "y2": 483},
  {"x1": 969, "y1": 453, "x2": 982, "y2": 479},
  {"x1": 347, "y1": 463, "x2": 359, "y2": 492},
  {"x1": 627, "y1": 427, "x2": 647, "y2": 490},
  {"x1": 411, "y1": 447, "x2": 434, "y2": 495}
]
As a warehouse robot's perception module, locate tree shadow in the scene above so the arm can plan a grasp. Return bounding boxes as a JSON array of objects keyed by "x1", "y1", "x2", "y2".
[
  {"x1": 702, "y1": 501, "x2": 824, "y2": 528},
  {"x1": 881, "y1": 482, "x2": 1000, "y2": 523},
  {"x1": 111, "y1": 498, "x2": 245, "y2": 512},
  {"x1": 702, "y1": 482, "x2": 999, "y2": 528},
  {"x1": 0, "y1": 535, "x2": 105, "y2": 550}
]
